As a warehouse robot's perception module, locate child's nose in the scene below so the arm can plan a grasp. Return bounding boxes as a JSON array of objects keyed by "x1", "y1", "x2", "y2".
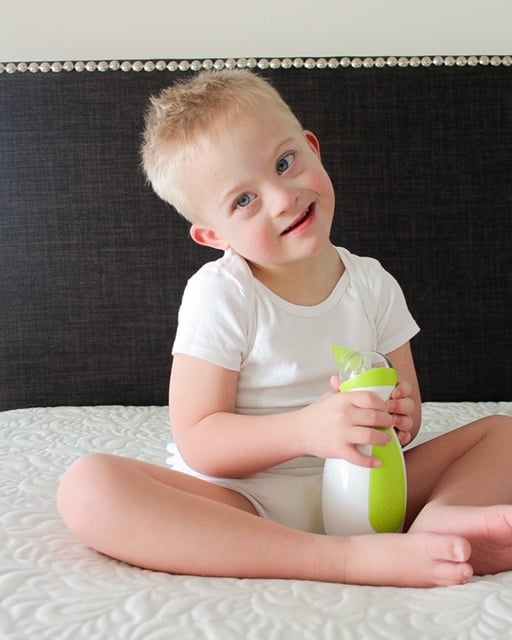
[{"x1": 271, "y1": 183, "x2": 301, "y2": 217}]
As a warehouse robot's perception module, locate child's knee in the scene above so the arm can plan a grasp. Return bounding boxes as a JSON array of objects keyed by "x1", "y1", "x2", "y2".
[
  {"x1": 475, "y1": 414, "x2": 512, "y2": 446},
  {"x1": 484, "y1": 414, "x2": 512, "y2": 432},
  {"x1": 57, "y1": 453, "x2": 117, "y2": 534}
]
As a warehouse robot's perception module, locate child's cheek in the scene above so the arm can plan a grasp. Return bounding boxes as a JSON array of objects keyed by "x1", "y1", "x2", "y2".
[
  {"x1": 307, "y1": 164, "x2": 335, "y2": 206},
  {"x1": 244, "y1": 225, "x2": 279, "y2": 261},
  {"x1": 251, "y1": 229, "x2": 275, "y2": 254}
]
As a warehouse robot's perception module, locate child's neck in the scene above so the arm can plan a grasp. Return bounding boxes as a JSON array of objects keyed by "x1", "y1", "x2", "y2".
[{"x1": 248, "y1": 244, "x2": 344, "y2": 306}]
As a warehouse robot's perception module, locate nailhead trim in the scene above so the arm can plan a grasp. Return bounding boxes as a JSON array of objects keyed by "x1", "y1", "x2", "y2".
[{"x1": 1, "y1": 56, "x2": 511, "y2": 74}]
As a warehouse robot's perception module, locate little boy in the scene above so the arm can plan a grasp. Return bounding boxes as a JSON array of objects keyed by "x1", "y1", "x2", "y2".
[{"x1": 58, "y1": 69, "x2": 512, "y2": 587}]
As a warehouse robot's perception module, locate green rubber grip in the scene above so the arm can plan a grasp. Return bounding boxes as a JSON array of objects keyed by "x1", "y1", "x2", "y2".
[{"x1": 369, "y1": 428, "x2": 407, "y2": 533}]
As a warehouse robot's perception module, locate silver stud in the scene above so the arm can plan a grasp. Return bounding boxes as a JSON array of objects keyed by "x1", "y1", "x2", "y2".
[{"x1": 1, "y1": 55, "x2": 509, "y2": 74}]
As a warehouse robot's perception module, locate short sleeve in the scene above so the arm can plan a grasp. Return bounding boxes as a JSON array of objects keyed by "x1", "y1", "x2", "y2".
[
  {"x1": 172, "y1": 256, "x2": 255, "y2": 371},
  {"x1": 341, "y1": 249, "x2": 420, "y2": 354}
]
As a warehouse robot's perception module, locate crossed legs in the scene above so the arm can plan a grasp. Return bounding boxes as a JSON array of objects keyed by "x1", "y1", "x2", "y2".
[
  {"x1": 57, "y1": 452, "x2": 472, "y2": 587},
  {"x1": 57, "y1": 414, "x2": 512, "y2": 586}
]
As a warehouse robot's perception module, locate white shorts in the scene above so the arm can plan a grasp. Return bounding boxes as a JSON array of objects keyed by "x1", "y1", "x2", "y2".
[{"x1": 166, "y1": 443, "x2": 325, "y2": 534}]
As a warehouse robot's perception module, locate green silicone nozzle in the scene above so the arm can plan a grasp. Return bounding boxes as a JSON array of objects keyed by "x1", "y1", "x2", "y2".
[{"x1": 331, "y1": 345, "x2": 355, "y2": 368}]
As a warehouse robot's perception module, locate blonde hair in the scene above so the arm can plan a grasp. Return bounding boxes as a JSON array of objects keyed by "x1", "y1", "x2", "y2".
[{"x1": 141, "y1": 69, "x2": 303, "y2": 221}]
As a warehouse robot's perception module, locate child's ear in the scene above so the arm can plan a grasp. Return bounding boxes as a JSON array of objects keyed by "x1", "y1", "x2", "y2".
[
  {"x1": 304, "y1": 130, "x2": 321, "y2": 157},
  {"x1": 189, "y1": 225, "x2": 229, "y2": 250}
]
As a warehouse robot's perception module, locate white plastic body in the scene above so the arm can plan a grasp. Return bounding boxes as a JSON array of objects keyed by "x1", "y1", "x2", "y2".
[{"x1": 322, "y1": 384, "x2": 405, "y2": 536}]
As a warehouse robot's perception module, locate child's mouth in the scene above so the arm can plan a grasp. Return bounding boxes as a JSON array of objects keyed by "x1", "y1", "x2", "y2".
[{"x1": 281, "y1": 205, "x2": 313, "y2": 235}]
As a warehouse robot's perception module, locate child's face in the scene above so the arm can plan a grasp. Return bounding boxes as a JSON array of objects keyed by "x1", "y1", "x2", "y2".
[{"x1": 181, "y1": 107, "x2": 336, "y2": 270}]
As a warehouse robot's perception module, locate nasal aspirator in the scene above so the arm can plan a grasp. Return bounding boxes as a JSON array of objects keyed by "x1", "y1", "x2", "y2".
[{"x1": 322, "y1": 345, "x2": 407, "y2": 536}]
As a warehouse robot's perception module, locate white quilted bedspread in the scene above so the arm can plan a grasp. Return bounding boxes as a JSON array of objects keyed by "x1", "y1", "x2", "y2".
[{"x1": 1, "y1": 403, "x2": 512, "y2": 639}]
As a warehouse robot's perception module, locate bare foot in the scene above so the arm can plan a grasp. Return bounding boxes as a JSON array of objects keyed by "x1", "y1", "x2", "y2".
[
  {"x1": 410, "y1": 504, "x2": 512, "y2": 575},
  {"x1": 342, "y1": 531, "x2": 472, "y2": 587}
]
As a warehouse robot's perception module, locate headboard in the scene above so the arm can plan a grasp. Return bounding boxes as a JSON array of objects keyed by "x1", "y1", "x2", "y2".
[{"x1": 1, "y1": 56, "x2": 511, "y2": 410}]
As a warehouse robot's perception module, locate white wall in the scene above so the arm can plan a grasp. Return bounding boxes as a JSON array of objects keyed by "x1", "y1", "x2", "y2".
[{"x1": 1, "y1": 0, "x2": 511, "y2": 63}]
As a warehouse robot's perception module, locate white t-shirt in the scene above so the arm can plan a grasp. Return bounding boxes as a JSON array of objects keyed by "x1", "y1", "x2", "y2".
[{"x1": 172, "y1": 246, "x2": 420, "y2": 416}]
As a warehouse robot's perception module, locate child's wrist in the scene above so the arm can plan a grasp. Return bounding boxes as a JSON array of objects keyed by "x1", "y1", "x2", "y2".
[{"x1": 293, "y1": 406, "x2": 316, "y2": 457}]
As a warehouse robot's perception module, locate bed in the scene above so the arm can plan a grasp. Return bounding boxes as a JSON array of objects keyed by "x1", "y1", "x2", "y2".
[{"x1": 1, "y1": 55, "x2": 512, "y2": 639}]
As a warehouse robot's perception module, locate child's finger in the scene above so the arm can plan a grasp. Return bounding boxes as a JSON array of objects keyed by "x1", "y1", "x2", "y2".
[
  {"x1": 330, "y1": 375, "x2": 341, "y2": 391},
  {"x1": 396, "y1": 429, "x2": 412, "y2": 446},
  {"x1": 391, "y1": 379, "x2": 412, "y2": 399}
]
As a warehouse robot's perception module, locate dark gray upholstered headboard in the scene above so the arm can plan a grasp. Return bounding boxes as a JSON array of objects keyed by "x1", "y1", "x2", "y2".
[{"x1": 1, "y1": 56, "x2": 511, "y2": 410}]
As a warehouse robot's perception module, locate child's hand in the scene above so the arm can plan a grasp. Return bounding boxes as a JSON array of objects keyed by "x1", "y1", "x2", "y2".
[
  {"x1": 386, "y1": 380, "x2": 416, "y2": 446},
  {"x1": 300, "y1": 380, "x2": 396, "y2": 468}
]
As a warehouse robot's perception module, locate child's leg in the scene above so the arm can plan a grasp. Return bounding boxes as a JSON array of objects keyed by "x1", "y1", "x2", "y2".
[
  {"x1": 57, "y1": 453, "x2": 472, "y2": 587},
  {"x1": 405, "y1": 414, "x2": 512, "y2": 575}
]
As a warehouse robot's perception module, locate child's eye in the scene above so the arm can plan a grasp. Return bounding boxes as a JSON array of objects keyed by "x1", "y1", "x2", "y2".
[
  {"x1": 277, "y1": 153, "x2": 295, "y2": 174},
  {"x1": 236, "y1": 193, "x2": 256, "y2": 208}
]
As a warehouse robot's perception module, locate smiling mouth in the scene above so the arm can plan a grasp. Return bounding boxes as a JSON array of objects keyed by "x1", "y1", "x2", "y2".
[{"x1": 281, "y1": 205, "x2": 313, "y2": 235}]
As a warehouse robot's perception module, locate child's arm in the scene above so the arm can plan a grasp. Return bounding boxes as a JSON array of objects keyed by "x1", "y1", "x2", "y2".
[{"x1": 170, "y1": 353, "x2": 396, "y2": 478}]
